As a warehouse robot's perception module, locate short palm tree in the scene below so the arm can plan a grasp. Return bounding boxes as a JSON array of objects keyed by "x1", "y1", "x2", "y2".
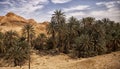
[
  {"x1": 34, "y1": 33, "x2": 46, "y2": 50},
  {"x1": 4, "y1": 30, "x2": 18, "y2": 50},
  {"x1": 6, "y1": 39, "x2": 29, "y2": 67},
  {"x1": 75, "y1": 34, "x2": 94, "y2": 58},
  {"x1": 0, "y1": 32, "x2": 5, "y2": 54}
]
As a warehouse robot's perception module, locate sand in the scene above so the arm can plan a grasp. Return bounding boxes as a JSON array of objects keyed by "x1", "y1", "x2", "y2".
[{"x1": 0, "y1": 51, "x2": 120, "y2": 69}]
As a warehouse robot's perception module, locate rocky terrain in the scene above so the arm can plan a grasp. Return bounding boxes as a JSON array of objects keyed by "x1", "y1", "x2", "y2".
[{"x1": 0, "y1": 12, "x2": 48, "y2": 35}]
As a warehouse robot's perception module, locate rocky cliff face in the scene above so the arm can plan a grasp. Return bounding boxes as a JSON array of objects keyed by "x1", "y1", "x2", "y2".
[
  {"x1": 0, "y1": 12, "x2": 48, "y2": 35},
  {"x1": 0, "y1": 12, "x2": 37, "y2": 26}
]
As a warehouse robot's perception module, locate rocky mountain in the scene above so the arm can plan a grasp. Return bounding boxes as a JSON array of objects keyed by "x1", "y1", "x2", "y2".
[
  {"x1": 0, "y1": 12, "x2": 48, "y2": 35},
  {"x1": 0, "y1": 12, "x2": 37, "y2": 26}
]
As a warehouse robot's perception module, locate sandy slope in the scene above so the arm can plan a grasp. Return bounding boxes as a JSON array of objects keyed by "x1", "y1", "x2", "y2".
[{"x1": 0, "y1": 51, "x2": 120, "y2": 69}]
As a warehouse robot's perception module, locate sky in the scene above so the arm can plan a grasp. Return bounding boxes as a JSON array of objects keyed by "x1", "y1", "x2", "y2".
[{"x1": 0, "y1": 0, "x2": 120, "y2": 22}]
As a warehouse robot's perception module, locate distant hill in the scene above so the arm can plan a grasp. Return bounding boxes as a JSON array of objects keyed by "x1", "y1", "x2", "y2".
[{"x1": 0, "y1": 12, "x2": 49, "y2": 35}]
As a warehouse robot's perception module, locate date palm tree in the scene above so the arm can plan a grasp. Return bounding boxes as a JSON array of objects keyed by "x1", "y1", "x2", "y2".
[
  {"x1": 66, "y1": 16, "x2": 80, "y2": 52},
  {"x1": 81, "y1": 17, "x2": 95, "y2": 27},
  {"x1": 47, "y1": 20, "x2": 57, "y2": 49},
  {"x1": 91, "y1": 23, "x2": 107, "y2": 55},
  {"x1": 105, "y1": 21, "x2": 120, "y2": 52},
  {"x1": 4, "y1": 30, "x2": 18, "y2": 50},
  {"x1": 51, "y1": 10, "x2": 66, "y2": 52},
  {"x1": 75, "y1": 34, "x2": 94, "y2": 58},
  {"x1": 6, "y1": 39, "x2": 29, "y2": 67},
  {"x1": 22, "y1": 24, "x2": 35, "y2": 44},
  {"x1": 22, "y1": 24, "x2": 35, "y2": 69},
  {"x1": 34, "y1": 33, "x2": 46, "y2": 50},
  {"x1": 0, "y1": 32, "x2": 5, "y2": 54}
]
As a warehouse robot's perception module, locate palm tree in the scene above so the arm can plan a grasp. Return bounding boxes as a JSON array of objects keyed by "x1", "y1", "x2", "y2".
[
  {"x1": 51, "y1": 10, "x2": 66, "y2": 52},
  {"x1": 4, "y1": 30, "x2": 18, "y2": 50},
  {"x1": 91, "y1": 22, "x2": 107, "y2": 55},
  {"x1": 81, "y1": 17, "x2": 95, "y2": 27},
  {"x1": 105, "y1": 21, "x2": 120, "y2": 52},
  {"x1": 52, "y1": 10, "x2": 65, "y2": 25},
  {"x1": 22, "y1": 24, "x2": 35, "y2": 69},
  {"x1": 67, "y1": 16, "x2": 79, "y2": 47},
  {"x1": 47, "y1": 20, "x2": 57, "y2": 49},
  {"x1": 34, "y1": 33, "x2": 46, "y2": 50},
  {"x1": 6, "y1": 39, "x2": 29, "y2": 67},
  {"x1": 47, "y1": 10, "x2": 66, "y2": 52},
  {"x1": 0, "y1": 32, "x2": 5, "y2": 54},
  {"x1": 22, "y1": 24, "x2": 35, "y2": 44},
  {"x1": 101, "y1": 18, "x2": 110, "y2": 24},
  {"x1": 2, "y1": 30, "x2": 28, "y2": 67},
  {"x1": 74, "y1": 34, "x2": 94, "y2": 58}
]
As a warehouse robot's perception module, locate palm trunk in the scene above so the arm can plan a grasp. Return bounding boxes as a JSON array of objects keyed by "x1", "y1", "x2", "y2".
[
  {"x1": 28, "y1": 51, "x2": 30, "y2": 69},
  {"x1": 27, "y1": 31, "x2": 30, "y2": 69},
  {"x1": 52, "y1": 31, "x2": 56, "y2": 49}
]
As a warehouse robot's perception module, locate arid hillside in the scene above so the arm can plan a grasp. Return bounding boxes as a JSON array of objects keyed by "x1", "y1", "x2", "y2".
[{"x1": 0, "y1": 12, "x2": 48, "y2": 35}]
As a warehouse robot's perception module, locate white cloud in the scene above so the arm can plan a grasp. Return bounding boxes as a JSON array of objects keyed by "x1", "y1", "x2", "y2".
[
  {"x1": 63, "y1": 5, "x2": 90, "y2": 12},
  {"x1": 95, "y1": 1, "x2": 120, "y2": 22},
  {"x1": 66, "y1": 8, "x2": 120, "y2": 22},
  {"x1": 48, "y1": 10, "x2": 54, "y2": 14},
  {"x1": 0, "y1": 0, "x2": 13, "y2": 6},
  {"x1": 90, "y1": 8, "x2": 120, "y2": 22},
  {"x1": 96, "y1": 1, "x2": 120, "y2": 8},
  {"x1": 1, "y1": 0, "x2": 119, "y2": 22},
  {"x1": 117, "y1": 1, "x2": 120, "y2": 4},
  {"x1": 67, "y1": 12, "x2": 85, "y2": 18},
  {"x1": 51, "y1": 0, "x2": 72, "y2": 4},
  {"x1": 4, "y1": 0, "x2": 48, "y2": 15},
  {"x1": 3, "y1": 0, "x2": 49, "y2": 14}
]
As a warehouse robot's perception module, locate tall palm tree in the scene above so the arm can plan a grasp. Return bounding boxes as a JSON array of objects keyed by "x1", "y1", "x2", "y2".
[
  {"x1": 47, "y1": 10, "x2": 66, "y2": 52},
  {"x1": 91, "y1": 22, "x2": 107, "y2": 55},
  {"x1": 52, "y1": 10, "x2": 65, "y2": 25},
  {"x1": 105, "y1": 21, "x2": 120, "y2": 52},
  {"x1": 47, "y1": 20, "x2": 57, "y2": 49},
  {"x1": 22, "y1": 24, "x2": 35, "y2": 69},
  {"x1": 67, "y1": 16, "x2": 79, "y2": 50},
  {"x1": 51, "y1": 10, "x2": 66, "y2": 52},
  {"x1": 22, "y1": 24, "x2": 35, "y2": 44}
]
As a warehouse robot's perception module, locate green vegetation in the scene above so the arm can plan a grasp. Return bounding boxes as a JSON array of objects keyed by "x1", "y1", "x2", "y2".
[
  {"x1": 46, "y1": 10, "x2": 120, "y2": 57},
  {"x1": 0, "y1": 10, "x2": 120, "y2": 68},
  {"x1": 0, "y1": 30, "x2": 29, "y2": 67}
]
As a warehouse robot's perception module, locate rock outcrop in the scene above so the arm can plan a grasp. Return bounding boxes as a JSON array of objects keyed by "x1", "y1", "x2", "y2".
[{"x1": 0, "y1": 12, "x2": 49, "y2": 35}]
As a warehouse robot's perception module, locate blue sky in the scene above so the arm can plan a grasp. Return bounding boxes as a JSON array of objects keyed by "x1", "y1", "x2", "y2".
[{"x1": 0, "y1": 0, "x2": 120, "y2": 22}]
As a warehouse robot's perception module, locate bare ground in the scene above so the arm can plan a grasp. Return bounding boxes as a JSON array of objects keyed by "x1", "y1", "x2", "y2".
[{"x1": 0, "y1": 51, "x2": 120, "y2": 69}]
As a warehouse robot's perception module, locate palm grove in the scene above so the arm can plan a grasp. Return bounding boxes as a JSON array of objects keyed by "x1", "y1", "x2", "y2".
[{"x1": 0, "y1": 10, "x2": 120, "y2": 67}]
